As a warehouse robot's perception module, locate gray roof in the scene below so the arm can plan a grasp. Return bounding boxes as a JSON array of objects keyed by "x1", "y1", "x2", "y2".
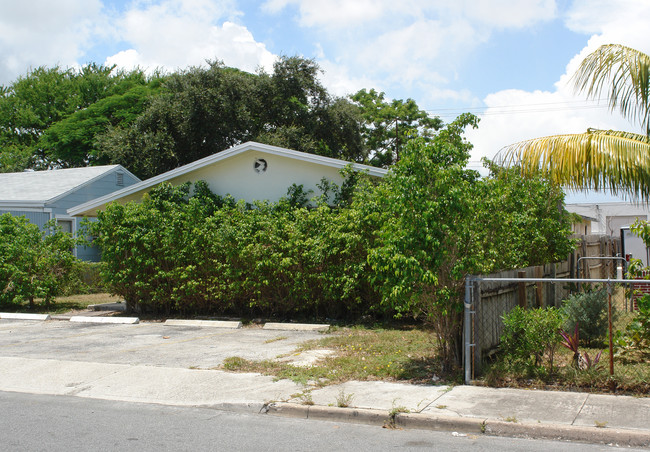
[{"x1": 0, "y1": 165, "x2": 125, "y2": 204}]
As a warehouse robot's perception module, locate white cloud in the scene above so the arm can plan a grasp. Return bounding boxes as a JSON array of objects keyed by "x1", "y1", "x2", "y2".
[
  {"x1": 0, "y1": 0, "x2": 104, "y2": 83},
  {"x1": 260, "y1": 0, "x2": 559, "y2": 111},
  {"x1": 263, "y1": 0, "x2": 557, "y2": 30},
  {"x1": 466, "y1": 0, "x2": 650, "y2": 165},
  {"x1": 108, "y1": 0, "x2": 276, "y2": 74},
  {"x1": 458, "y1": 0, "x2": 557, "y2": 29}
]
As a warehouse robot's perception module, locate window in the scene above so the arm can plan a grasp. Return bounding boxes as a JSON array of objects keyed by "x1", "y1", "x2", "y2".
[{"x1": 57, "y1": 219, "x2": 73, "y2": 234}]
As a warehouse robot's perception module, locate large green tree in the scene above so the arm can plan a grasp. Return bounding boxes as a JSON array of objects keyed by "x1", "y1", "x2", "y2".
[
  {"x1": 98, "y1": 57, "x2": 367, "y2": 178},
  {"x1": 39, "y1": 72, "x2": 164, "y2": 167},
  {"x1": 500, "y1": 44, "x2": 650, "y2": 202},
  {"x1": 0, "y1": 64, "x2": 151, "y2": 171},
  {"x1": 362, "y1": 114, "x2": 574, "y2": 370},
  {"x1": 351, "y1": 89, "x2": 443, "y2": 167}
]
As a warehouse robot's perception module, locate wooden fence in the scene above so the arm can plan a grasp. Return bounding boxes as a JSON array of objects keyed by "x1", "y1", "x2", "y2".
[{"x1": 469, "y1": 234, "x2": 621, "y2": 370}]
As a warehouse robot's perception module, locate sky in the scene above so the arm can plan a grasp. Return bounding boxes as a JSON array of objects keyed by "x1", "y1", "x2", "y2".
[{"x1": 1, "y1": 0, "x2": 650, "y2": 202}]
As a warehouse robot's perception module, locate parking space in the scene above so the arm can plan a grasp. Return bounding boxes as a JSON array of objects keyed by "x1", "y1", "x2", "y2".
[{"x1": 0, "y1": 319, "x2": 330, "y2": 369}]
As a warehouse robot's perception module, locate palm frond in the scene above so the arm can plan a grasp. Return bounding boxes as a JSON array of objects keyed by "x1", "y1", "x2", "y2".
[
  {"x1": 497, "y1": 129, "x2": 650, "y2": 203},
  {"x1": 573, "y1": 44, "x2": 650, "y2": 135}
]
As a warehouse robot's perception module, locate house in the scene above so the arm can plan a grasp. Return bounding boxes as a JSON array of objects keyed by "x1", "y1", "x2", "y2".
[
  {"x1": 68, "y1": 142, "x2": 388, "y2": 217},
  {"x1": 0, "y1": 165, "x2": 140, "y2": 261},
  {"x1": 565, "y1": 202, "x2": 650, "y2": 236},
  {"x1": 566, "y1": 202, "x2": 650, "y2": 265}
]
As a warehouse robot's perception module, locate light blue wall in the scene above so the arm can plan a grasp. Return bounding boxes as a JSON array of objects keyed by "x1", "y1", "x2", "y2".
[{"x1": 0, "y1": 210, "x2": 51, "y2": 228}]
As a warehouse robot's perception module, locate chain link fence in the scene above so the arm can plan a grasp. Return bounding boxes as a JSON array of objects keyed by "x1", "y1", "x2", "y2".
[{"x1": 463, "y1": 265, "x2": 649, "y2": 393}]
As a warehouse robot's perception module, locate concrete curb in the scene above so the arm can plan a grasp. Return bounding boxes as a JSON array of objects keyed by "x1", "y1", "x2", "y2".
[
  {"x1": 70, "y1": 316, "x2": 139, "y2": 324},
  {"x1": 395, "y1": 412, "x2": 485, "y2": 433},
  {"x1": 263, "y1": 323, "x2": 330, "y2": 332},
  {"x1": 268, "y1": 403, "x2": 650, "y2": 447},
  {"x1": 480, "y1": 418, "x2": 650, "y2": 448},
  {"x1": 164, "y1": 319, "x2": 242, "y2": 328},
  {"x1": 88, "y1": 302, "x2": 126, "y2": 312},
  {"x1": 205, "y1": 402, "x2": 266, "y2": 414},
  {"x1": 266, "y1": 403, "x2": 390, "y2": 427},
  {"x1": 0, "y1": 313, "x2": 51, "y2": 321}
]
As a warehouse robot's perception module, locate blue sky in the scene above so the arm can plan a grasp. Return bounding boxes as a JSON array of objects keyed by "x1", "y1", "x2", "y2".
[{"x1": 1, "y1": 0, "x2": 649, "y2": 198}]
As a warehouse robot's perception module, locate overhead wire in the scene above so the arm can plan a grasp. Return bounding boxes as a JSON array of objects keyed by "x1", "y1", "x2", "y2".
[{"x1": 426, "y1": 98, "x2": 611, "y2": 119}]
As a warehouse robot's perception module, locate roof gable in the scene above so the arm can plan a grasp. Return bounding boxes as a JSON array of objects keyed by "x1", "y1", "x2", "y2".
[{"x1": 68, "y1": 142, "x2": 387, "y2": 216}]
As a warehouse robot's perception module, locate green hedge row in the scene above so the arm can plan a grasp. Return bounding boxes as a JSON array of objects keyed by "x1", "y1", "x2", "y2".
[{"x1": 92, "y1": 182, "x2": 381, "y2": 318}]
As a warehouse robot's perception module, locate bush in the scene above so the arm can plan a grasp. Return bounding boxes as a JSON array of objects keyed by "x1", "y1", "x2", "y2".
[
  {"x1": 562, "y1": 288, "x2": 613, "y2": 347},
  {"x1": 92, "y1": 181, "x2": 381, "y2": 318},
  {"x1": 0, "y1": 213, "x2": 77, "y2": 307},
  {"x1": 499, "y1": 306, "x2": 564, "y2": 374}
]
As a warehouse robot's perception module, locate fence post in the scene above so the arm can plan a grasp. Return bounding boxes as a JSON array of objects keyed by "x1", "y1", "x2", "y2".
[
  {"x1": 535, "y1": 266, "x2": 543, "y2": 307},
  {"x1": 464, "y1": 276, "x2": 473, "y2": 385},
  {"x1": 518, "y1": 271, "x2": 527, "y2": 308},
  {"x1": 607, "y1": 282, "x2": 614, "y2": 376}
]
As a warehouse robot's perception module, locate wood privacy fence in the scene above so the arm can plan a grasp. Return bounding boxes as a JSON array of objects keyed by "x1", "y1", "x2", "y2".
[{"x1": 467, "y1": 234, "x2": 622, "y2": 372}]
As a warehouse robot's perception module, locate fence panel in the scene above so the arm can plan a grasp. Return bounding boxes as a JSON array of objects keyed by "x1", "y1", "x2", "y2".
[{"x1": 465, "y1": 276, "x2": 649, "y2": 394}]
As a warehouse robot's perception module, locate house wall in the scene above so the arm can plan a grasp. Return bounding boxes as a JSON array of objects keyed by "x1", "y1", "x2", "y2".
[
  {"x1": 0, "y1": 209, "x2": 51, "y2": 228},
  {"x1": 168, "y1": 149, "x2": 348, "y2": 202},
  {"x1": 566, "y1": 203, "x2": 650, "y2": 236}
]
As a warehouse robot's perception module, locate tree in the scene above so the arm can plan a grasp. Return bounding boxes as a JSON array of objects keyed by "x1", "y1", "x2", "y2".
[
  {"x1": 351, "y1": 89, "x2": 443, "y2": 167},
  {"x1": 0, "y1": 64, "x2": 155, "y2": 170},
  {"x1": 500, "y1": 44, "x2": 650, "y2": 202},
  {"x1": 39, "y1": 72, "x2": 164, "y2": 167},
  {"x1": 361, "y1": 114, "x2": 574, "y2": 371},
  {"x1": 0, "y1": 214, "x2": 77, "y2": 308},
  {"x1": 474, "y1": 161, "x2": 575, "y2": 273},
  {"x1": 363, "y1": 114, "x2": 481, "y2": 370},
  {"x1": 98, "y1": 57, "x2": 368, "y2": 179}
]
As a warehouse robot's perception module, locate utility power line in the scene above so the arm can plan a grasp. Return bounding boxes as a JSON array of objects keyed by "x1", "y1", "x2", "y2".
[{"x1": 426, "y1": 98, "x2": 610, "y2": 118}]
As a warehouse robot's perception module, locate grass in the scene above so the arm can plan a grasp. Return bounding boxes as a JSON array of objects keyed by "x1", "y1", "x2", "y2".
[
  {"x1": 0, "y1": 293, "x2": 121, "y2": 314},
  {"x1": 220, "y1": 325, "x2": 455, "y2": 386}
]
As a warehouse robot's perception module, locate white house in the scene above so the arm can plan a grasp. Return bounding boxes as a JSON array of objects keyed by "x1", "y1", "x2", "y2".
[
  {"x1": 0, "y1": 165, "x2": 140, "y2": 261},
  {"x1": 565, "y1": 202, "x2": 650, "y2": 236},
  {"x1": 68, "y1": 142, "x2": 388, "y2": 217}
]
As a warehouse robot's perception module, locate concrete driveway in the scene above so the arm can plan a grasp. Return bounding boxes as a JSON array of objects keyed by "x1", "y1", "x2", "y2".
[{"x1": 0, "y1": 319, "x2": 329, "y2": 369}]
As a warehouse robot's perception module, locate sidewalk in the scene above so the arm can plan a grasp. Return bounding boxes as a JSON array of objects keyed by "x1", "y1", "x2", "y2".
[
  {"x1": 0, "y1": 316, "x2": 649, "y2": 447},
  {"x1": 0, "y1": 355, "x2": 648, "y2": 447}
]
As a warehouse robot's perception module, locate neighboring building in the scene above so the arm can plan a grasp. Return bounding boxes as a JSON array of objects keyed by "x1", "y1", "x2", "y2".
[
  {"x1": 0, "y1": 165, "x2": 140, "y2": 261},
  {"x1": 565, "y1": 202, "x2": 650, "y2": 237},
  {"x1": 566, "y1": 202, "x2": 650, "y2": 265},
  {"x1": 68, "y1": 142, "x2": 388, "y2": 217}
]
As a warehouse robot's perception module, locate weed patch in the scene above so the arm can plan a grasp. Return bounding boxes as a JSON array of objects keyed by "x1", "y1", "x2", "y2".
[{"x1": 220, "y1": 326, "x2": 458, "y2": 386}]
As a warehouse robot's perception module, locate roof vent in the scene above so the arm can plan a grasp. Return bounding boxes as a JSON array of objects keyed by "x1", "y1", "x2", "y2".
[
  {"x1": 116, "y1": 172, "x2": 124, "y2": 186},
  {"x1": 254, "y1": 158, "x2": 268, "y2": 173}
]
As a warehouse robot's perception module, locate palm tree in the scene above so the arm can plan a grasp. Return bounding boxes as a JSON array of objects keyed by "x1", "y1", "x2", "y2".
[{"x1": 499, "y1": 44, "x2": 650, "y2": 202}]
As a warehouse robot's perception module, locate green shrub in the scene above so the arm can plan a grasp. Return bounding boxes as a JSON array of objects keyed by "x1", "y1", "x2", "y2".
[
  {"x1": 499, "y1": 306, "x2": 564, "y2": 373},
  {"x1": 562, "y1": 288, "x2": 613, "y2": 347},
  {"x1": 92, "y1": 181, "x2": 380, "y2": 318},
  {"x1": 0, "y1": 214, "x2": 77, "y2": 307}
]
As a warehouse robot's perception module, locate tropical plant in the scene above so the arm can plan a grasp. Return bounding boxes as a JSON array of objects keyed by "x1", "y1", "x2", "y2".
[
  {"x1": 500, "y1": 44, "x2": 650, "y2": 202},
  {"x1": 559, "y1": 324, "x2": 603, "y2": 370},
  {"x1": 562, "y1": 288, "x2": 613, "y2": 347}
]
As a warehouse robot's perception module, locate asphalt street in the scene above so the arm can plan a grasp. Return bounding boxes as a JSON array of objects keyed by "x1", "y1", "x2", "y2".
[{"x1": 3, "y1": 391, "x2": 641, "y2": 452}]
